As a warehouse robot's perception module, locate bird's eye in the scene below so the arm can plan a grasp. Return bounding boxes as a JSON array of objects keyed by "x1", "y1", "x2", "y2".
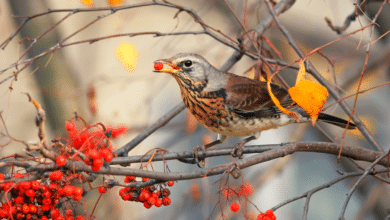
[{"x1": 184, "y1": 60, "x2": 193, "y2": 67}]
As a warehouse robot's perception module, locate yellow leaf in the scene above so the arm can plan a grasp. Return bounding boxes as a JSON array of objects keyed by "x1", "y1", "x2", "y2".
[
  {"x1": 288, "y1": 79, "x2": 328, "y2": 126},
  {"x1": 79, "y1": 0, "x2": 94, "y2": 7},
  {"x1": 115, "y1": 41, "x2": 138, "y2": 72}
]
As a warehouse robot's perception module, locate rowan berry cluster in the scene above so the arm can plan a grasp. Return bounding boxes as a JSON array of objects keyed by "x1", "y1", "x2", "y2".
[
  {"x1": 0, "y1": 172, "x2": 85, "y2": 220},
  {"x1": 222, "y1": 182, "x2": 254, "y2": 198},
  {"x1": 119, "y1": 176, "x2": 174, "y2": 209},
  {"x1": 61, "y1": 118, "x2": 127, "y2": 171},
  {"x1": 221, "y1": 182, "x2": 276, "y2": 219},
  {"x1": 257, "y1": 210, "x2": 277, "y2": 220}
]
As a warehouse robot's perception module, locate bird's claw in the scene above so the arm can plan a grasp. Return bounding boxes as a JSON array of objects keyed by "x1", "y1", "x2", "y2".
[
  {"x1": 192, "y1": 145, "x2": 206, "y2": 168},
  {"x1": 231, "y1": 140, "x2": 246, "y2": 159}
]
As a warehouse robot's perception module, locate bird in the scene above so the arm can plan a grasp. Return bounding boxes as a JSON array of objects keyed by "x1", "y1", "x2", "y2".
[{"x1": 154, "y1": 53, "x2": 356, "y2": 159}]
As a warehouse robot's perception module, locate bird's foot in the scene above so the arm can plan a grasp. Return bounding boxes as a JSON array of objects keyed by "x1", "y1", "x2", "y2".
[
  {"x1": 231, "y1": 139, "x2": 246, "y2": 159},
  {"x1": 192, "y1": 145, "x2": 207, "y2": 168},
  {"x1": 231, "y1": 135, "x2": 258, "y2": 159}
]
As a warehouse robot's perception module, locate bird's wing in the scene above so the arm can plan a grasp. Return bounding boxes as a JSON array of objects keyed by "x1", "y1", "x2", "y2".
[{"x1": 224, "y1": 73, "x2": 295, "y2": 118}]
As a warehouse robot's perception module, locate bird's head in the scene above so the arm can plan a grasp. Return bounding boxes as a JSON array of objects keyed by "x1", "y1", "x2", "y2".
[{"x1": 154, "y1": 53, "x2": 224, "y2": 91}]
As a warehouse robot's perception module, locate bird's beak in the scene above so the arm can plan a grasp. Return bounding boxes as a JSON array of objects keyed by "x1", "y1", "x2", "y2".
[{"x1": 153, "y1": 59, "x2": 181, "y2": 73}]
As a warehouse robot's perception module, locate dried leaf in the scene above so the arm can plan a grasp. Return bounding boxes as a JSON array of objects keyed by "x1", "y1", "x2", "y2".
[{"x1": 289, "y1": 79, "x2": 328, "y2": 125}]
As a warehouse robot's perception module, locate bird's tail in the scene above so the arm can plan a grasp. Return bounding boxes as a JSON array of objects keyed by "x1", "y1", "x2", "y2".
[{"x1": 317, "y1": 113, "x2": 356, "y2": 130}]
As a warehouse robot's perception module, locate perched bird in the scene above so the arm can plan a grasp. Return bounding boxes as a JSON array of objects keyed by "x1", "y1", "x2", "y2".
[{"x1": 154, "y1": 53, "x2": 355, "y2": 158}]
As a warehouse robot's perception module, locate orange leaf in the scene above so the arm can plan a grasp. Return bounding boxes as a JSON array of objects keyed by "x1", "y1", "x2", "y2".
[
  {"x1": 79, "y1": 0, "x2": 94, "y2": 7},
  {"x1": 107, "y1": 0, "x2": 124, "y2": 6},
  {"x1": 296, "y1": 60, "x2": 306, "y2": 84},
  {"x1": 267, "y1": 76, "x2": 299, "y2": 119},
  {"x1": 288, "y1": 79, "x2": 328, "y2": 126}
]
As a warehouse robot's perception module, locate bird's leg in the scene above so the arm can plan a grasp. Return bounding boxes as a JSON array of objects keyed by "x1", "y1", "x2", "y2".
[
  {"x1": 204, "y1": 134, "x2": 227, "y2": 149},
  {"x1": 231, "y1": 132, "x2": 261, "y2": 159},
  {"x1": 192, "y1": 134, "x2": 227, "y2": 168}
]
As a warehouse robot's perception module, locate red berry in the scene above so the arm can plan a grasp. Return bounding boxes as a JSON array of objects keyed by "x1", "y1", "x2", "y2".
[
  {"x1": 72, "y1": 195, "x2": 82, "y2": 201},
  {"x1": 119, "y1": 188, "x2": 127, "y2": 196},
  {"x1": 167, "y1": 180, "x2": 174, "y2": 187},
  {"x1": 121, "y1": 194, "x2": 130, "y2": 201},
  {"x1": 143, "y1": 201, "x2": 152, "y2": 209},
  {"x1": 49, "y1": 183, "x2": 59, "y2": 191},
  {"x1": 56, "y1": 156, "x2": 67, "y2": 167},
  {"x1": 87, "y1": 150, "x2": 99, "y2": 159},
  {"x1": 20, "y1": 181, "x2": 31, "y2": 190},
  {"x1": 42, "y1": 197, "x2": 52, "y2": 205},
  {"x1": 22, "y1": 204, "x2": 29, "y2": 214},
  {"x1": 154, "y1": 62, "x2": 163, "y2": 70},
  {"x1": 239, "y1": 182, "x2": 254, "y2": 196},
  {"x1": 74, "y1": 187, "x2": 83, "y2": 196},
  {"x1": 93, "y1": 158, "x2": 104, "y2": 167},
  {"x1": 155, "y1": 198, "x2": 162, "y2": 207},
  {"x1": 84, "y1": 157, "x2": 91, "y2": 165},
  {"x1": 29, "y1": 204, "x2": 37, "y2": 214},
  {"x1": 63, "y1": 185, "x2": 74, "y2": 197},
  {"x1": 52, "y1": 210, "x2": 60, "y2": 218},
  {"x1": 25, "y1": 189, "x2": 35, "y2": 197},
  {"x1": 147, "y1": 197, "x2": 156, "y2": 205},
  {"x1": 139, "y1": 191, "x2": 150, "y2": 202},
  {"x1": 39, "y1": 185, "x2": 48, "y2": 192},
  {"x1": 14, "y1": 173, "x2": 24, "y2": 178},
  {"x1": 98, "y1": 186, "x2": 107, "y2": 194},
  {"x1": 162, "y1": 188, "x2": 170, "y2": 197},
  {"x1": 41, "y1": 205, "x2": 50, "y2": 211},
  {"x1": 15, "y1": 196, "x2": 24, "y2": 204},
  {"x1": 110, "y1": 125, "x2": 128, "y2": 138},
  {"x1": 41, "y1": 190, "x2": 51, "y2": 198},
  {"x1": 49, "y1": 170, "x2": 63, "y2": 181},
  {"x1": 91, "y1": 165, "x2": 101, "y2": 171},
  {"x1": 3, "y1": 182, "x2": 14, "y2": 191},
  {"x1": 230, "y1": 203, "x2": 239, "y2": 212},
  {"x1": 57, "y1": 188, "x2": 65, "y2": 197},
  {"x1": 65, "y1": 121, "x2": 75, "y2": 131},
  {"x1": 151, "y1": 192, "x2": 159, "y2": 199},
  {"x1": 162, "y1": 197, "x2": 171, "y2": 206},
  {"x1": 142, "y1": 177, "x2": 149, "y2": 182},
  {"x1": 75, "y1": 217, "x2": 84, "y2": 220},
  {"x1": 0, "y1": 173, "x2": 4, "y2": 181},
  {"x1": 31, "y1": 181, "x2": 40, "y2": 190},
  {"x1": 124, "y1": 176, "x2": 135, "y2": 183},
  {"x1": 99, "y1": 148, "x2": 114, "y2": 162},
  {"x1": 265, "y1": 210, "x2": 276, "y2": 220},
  {"x1": 16, "y1": 213, "x2": 24, "y2": 219}
]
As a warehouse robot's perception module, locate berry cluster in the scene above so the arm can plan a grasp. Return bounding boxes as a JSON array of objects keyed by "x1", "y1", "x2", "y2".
[
  {"x1": 119, "y1": 176, "x2": 174, "y2": 209},
  {"x1": 257, "y1": 210, "x2": 277, "y2": 220},
  {"x1": 0, "y1": 172, "x2": 85, "y2": 220},
  {"x1": 222, "y1": 182, "x2": 254, "y2": 198},
  {"x1": 61, "y1": 118, "x2": 127, "y2": 171},
  {"x1": 220, "y1": 182, "x2": 276, "y2": 219}
]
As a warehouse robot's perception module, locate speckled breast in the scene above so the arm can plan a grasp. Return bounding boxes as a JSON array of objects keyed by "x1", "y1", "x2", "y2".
[{"x1": 180, "y1": 88, "x2": 296, "y2": 137}]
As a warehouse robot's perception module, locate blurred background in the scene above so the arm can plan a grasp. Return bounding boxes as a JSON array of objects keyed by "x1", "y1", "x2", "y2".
[{"x1": 1, "y1": 0, "x2": 390, "y2": 219}]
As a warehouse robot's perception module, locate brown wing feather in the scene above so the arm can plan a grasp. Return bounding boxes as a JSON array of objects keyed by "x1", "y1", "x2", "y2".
[{"x1": 224, "y1": 73, "x2": 295, "y2": 115}]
